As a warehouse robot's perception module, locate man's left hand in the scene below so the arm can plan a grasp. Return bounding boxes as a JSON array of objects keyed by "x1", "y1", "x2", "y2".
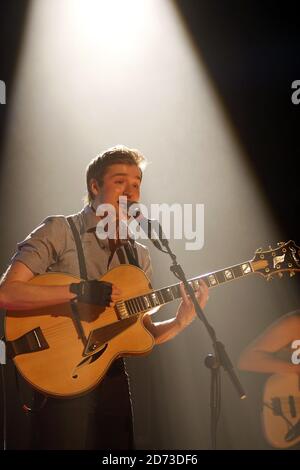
[{"x1": 176, "y1": 279, "x2": 209, "y2": 329}]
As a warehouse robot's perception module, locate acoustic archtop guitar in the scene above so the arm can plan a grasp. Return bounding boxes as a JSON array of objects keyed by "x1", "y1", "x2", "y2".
[{"x1": 5, "y1": 240, "x2": 300, "y2": 398}]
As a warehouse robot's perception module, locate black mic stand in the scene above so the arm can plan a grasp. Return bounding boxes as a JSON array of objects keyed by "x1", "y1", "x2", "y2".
[{"x1": 150, "y1": 226, "x2": 246, "y2": 450}]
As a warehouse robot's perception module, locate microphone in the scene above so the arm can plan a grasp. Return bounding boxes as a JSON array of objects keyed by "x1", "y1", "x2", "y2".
[{"x1": 125, "y1": 200, "x2": 165, "y2": 250}]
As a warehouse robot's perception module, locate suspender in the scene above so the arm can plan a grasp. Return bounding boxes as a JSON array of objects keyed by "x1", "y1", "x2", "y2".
[
  {"x1": 110, "y1": 240, "x2": 140, "y2": 268},
  {"x1": 66, "y1": 217, "x2": 88, "y2": 280},
  {"x1": 67, "y1": 216, "x2": 140, "y2": 278},
  {"x1": 20, "y1": 218, "x2": 140, "y2": 412}
]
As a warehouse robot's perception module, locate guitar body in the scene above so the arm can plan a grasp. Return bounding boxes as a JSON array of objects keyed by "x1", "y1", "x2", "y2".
[
  {"x1": 5, "y1": 265, "x2": 156, "y2": 398},
  {"x1": 262, "y1": 374, "x2": 300, "y2": 448}
]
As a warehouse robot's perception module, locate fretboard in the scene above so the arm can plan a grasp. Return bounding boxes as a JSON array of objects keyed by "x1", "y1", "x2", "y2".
[{"x1": 122, "y1": 260, "x2": 253, "y2": 317}]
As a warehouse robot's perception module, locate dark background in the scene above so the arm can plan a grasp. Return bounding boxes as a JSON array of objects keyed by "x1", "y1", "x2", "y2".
[{"x1": 175, "y1": 0, "x2": 300, "y2": 238}]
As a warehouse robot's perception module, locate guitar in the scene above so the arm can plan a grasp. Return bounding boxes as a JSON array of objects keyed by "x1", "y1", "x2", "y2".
[
  {"x1": 262, "y1": 374, "x2": 300, "y2": 449},
  {"x1": 5, "y1": 240, "x2": 300, "y2": 398}
]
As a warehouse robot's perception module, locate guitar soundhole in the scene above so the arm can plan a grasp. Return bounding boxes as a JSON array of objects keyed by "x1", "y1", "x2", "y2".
[{"x1": 89, "y1": 348, "x2": 107, "y2": 362}]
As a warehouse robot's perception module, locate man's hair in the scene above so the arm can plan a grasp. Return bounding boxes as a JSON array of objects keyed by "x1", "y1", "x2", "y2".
[{"x1": 86, "y1": 145, "x2": 147, "y2": 204}]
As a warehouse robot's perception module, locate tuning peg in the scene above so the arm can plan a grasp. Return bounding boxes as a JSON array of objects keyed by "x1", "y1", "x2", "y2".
[
  {"x1": 277, "y1": 272, "x2": 283, "y2": 278},
  {"x1": 256, "y1": 247, "x2": 263, "y2": 253},
  {"x1": 290, "y1": 271, "x2": 295, "y2": 277},
  {"x1": 269, "y1": 245, "x2": 273, "y2": 250},
  {"x1": 267, "y1": 275, "x2": 273, "y2": 281},
  {"x1": 277, "y1": 241, "x2": 285, "y2": 246}
]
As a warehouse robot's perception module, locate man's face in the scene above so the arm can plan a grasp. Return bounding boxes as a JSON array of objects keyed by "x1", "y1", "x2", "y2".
[{"x1": 92, "y1": 163, "x2": 142, "y2": 215}]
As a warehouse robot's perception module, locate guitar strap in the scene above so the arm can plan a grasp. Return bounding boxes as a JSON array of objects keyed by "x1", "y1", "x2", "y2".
[
  {"x1": 17, "y1": 216, "x2": 89, "y2": 413},
  {"x1": 17, "y1": 218, "x2": 140, "y2": 412}
]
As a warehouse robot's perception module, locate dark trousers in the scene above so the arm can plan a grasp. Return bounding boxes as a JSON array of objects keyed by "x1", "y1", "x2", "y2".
[{"x1": 30, "y1": 359, "x2": 134, "y2": 450}]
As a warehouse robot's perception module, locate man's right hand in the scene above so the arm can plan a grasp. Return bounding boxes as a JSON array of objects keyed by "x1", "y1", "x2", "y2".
[{"x1": 69, "y1": 280, "x2": 122, "y2": 307}]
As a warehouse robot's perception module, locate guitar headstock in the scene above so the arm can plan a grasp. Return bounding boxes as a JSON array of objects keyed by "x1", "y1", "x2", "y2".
[{"x1": 251, "y1": 240, "x2": 300, "y2": 280}]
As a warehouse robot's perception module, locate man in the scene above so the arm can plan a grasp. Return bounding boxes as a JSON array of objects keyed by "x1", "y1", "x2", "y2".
[{"x1": 0, "y1": 145, "x2": 209, "y2": 449}]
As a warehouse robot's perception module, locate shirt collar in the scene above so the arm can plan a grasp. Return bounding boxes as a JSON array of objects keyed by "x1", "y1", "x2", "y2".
[{"x1": 81, "y1": 205, "x2": 99, "y2": 232}]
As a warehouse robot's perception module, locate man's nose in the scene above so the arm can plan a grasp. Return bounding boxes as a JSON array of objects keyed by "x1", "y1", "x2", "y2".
[{"x1": 123, "y1": 186, "x2": 133, "y2": 199}]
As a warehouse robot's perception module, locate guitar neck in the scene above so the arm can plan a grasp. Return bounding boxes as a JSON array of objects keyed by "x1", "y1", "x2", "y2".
[{"x1": 124, "y1": 259, "x2": 256, "y2": 316}]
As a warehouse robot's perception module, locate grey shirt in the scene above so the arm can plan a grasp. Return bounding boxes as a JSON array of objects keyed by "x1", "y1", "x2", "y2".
[{"x1": 11, "y1": 205, "x2": 152, "y2": 281}]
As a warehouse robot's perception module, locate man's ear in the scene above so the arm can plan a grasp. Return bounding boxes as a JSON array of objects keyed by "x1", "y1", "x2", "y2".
[{"x1": 89, "y1": 178, "x2": 100, "y2": 197}]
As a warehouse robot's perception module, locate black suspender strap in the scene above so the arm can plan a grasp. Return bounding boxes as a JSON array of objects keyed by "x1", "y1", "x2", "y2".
[
  {"x1": 66, "y1": 217, "x2": 88, "y2": 347},
  {"x1": 67, "y1": 216, "x2": 88, "y2": 280}
]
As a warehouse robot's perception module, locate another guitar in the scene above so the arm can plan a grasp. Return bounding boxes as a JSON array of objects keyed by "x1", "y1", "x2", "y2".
[
  {"x1": 5, "y1": 240, "x2": 300, "y2": 398},
  {"x1": 262, "y1": 374, "x2": 300, "y2": 448}
]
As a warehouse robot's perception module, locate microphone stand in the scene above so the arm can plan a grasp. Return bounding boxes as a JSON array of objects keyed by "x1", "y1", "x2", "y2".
[{"x1": 149, "y1": 225, "x2": 246, "y2": 449}]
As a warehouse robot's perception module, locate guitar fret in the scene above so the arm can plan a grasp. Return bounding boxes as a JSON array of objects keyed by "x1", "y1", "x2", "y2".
[
  {"x1": 159, "y1": 289, "x2": 168, "y2": 303},
  {"x1": 141, "y1": 296, "x2": 148, "y2": 310},
  {"x1": 241, "y1": 262, "x2": 252, "y2": 275},
  {"x1": 168, "y1": 287, "x2": 175, "y2": 300},
  {"x1": 188, "y1": 281, "x2": 194, "y2": 290},
  {"x1": 143, "y1": 295, "x2": 151, "y2": 309},
  {"x1": 206, "y1": 274, "x2": 218, "y2": 287},
  {"x1": 139, "y1": 296, "x2": 146, "y2": 311},
  {"x1": 215, "y1": 271, "x2": 226, "y2": 284},
  {"x1": 232, "y1": 265, "x2": 244, "y2": 278},
  {"x1": 150, "y1": 292, "x2": 160, "y2": 306},
  {"x1": 162, "y1": 288, "x2": 174, "y2": 302},
  {"x1": 145, "y1": 294, "x2": 153, "y2": 308},
  {"x1": 156, "y1": 290, "x2": 164, "y2": 305},
  {"x1": 132, "y1": 298, "x2": 140, "y2": 312},
  {"x1": 125, "y1": 300, "x2": 133, "y2": 315},
  {"x1": 129, "y1": 299, "x2": 138, "y2": 314},
  {"x1": 173, "y1": 285, "x2": 181, "y2": 299},
  {"x1": 223, "y1": 268, "x2": 235, "y2": 281},
  {"x1": 137, "y1": 297, "x2": 143, "y2": 311},
  {"x1": 130, "y1": 300, "x2": 137, "y2": 315},
  {"x1": 136, "y1": 296, "x2": 144, "y2": 311}
]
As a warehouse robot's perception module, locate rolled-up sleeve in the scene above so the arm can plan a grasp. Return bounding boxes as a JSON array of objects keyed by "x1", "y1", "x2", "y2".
[{"x1": 11, "y1": 216, "x2": 67, "y2": 275}]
